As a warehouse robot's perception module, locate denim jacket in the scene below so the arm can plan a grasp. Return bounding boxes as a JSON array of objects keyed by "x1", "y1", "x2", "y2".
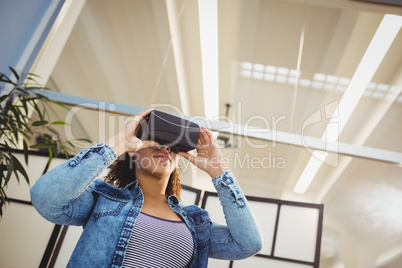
[{"x1": 30, "y1": 143, "x2": 262, "y2": 267}]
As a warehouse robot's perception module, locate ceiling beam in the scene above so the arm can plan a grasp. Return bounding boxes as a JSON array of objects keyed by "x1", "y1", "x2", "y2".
[
  {"x1": 150, "y1": 0, "x2": 185, "y2": 111},
  {"x1": 293, "y1": 14, "x2": 402, "y2": 194},
  {"x1": 317, "y1": 63, "x2": 402, "y2": 202},
  {"x1": 218, "y1": 0, "x2": 243, "y2": 114},
  {"x1": 77, "y1": 2, "x2": 132, "y2": 103},
  {"x1": 319, "y1": 9, "x2": 359, "y2": 74},
  {"x1": 165, "y1": 0, "x2": 190, "y2": 115},
  {"x1": 33, "y1": 89, "x2": 402, "y2": 166},
  {"x1": 198, "y1": 0, "x2": 219, "y2": 120},
  {"x1": 237, "y1": 0, "x2": 260, "y2": 63}
]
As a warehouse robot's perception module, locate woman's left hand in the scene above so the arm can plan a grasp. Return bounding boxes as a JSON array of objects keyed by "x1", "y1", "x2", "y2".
[{"x1": 178, "y1": 127, "x2": 229, "y2": 178}]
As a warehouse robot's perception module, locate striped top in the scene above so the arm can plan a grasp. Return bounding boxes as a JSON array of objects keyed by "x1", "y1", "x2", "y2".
[{"x1": 122, "y1": 212, "x2": 194, "y2": 268}]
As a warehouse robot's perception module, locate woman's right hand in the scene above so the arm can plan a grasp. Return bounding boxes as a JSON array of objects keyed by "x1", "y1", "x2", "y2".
[{"x1": 105, "y1": 109, "x2": 159, "y2": 157}]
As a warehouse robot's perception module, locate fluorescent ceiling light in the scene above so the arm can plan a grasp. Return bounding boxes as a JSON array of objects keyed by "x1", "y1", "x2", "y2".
[
  {"x1": 311, "y1": 81, "x2": 323, "y2": 90},
  {"x1": 326, "y1": 75, "x2": 338, "y2": 84},
  {"x1": 198, "y1": 0, "x2": 219, "y2": 120},
  {"x1": 300, "y1": 79, "x2": 312, "y2": 87},
  {"x1": 264, "y1": 73, "x2": 275, "y2": 81},
  {"x1": 265, "y1": 65, "x2": 276, "y2": 73},
  {"x1": 377, "y1": 83, "x2": 389, "y2": 92},
  {"x1": 254, "y1": 63, "x2": 264, "y2": 72},
  {"x1": 241, "y1": 70, "x2": 252, "y2": 78},
  {"x1": 294, "y1": 14, "x2": 402, "y2": 194},
  {"x1": 276, "y1": 75, "x2": 287, "y2": 83},
  {"x1": 278, "y1": 67, "x2": 289, "y2": 75},
  {"x1": 241, "y1": 62, "x2": 252, "y2": 70},
  {"x1": 253, "y1": 72, "x2": 264, "y2": 80},
  {"x1": 290, "y1": 69, "x2": 301, "y2": 77},
  {"x1": 314, "y1": 73, "x2": 326, "y2": 81}
]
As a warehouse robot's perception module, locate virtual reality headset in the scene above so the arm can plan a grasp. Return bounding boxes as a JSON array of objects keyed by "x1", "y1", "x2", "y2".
[{"x1": 136, "y1": 110, "x2": 200, "y2": 153}]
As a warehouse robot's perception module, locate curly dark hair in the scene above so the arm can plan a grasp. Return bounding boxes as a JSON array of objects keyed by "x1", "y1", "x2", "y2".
[{"x1": 104, "y1": 152, "x2": 182, "y2": 200}]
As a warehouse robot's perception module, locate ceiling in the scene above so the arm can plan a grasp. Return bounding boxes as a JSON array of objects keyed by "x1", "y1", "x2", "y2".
[{"x1": 46, "y1": 0, "x2": 402, "y2": 267}]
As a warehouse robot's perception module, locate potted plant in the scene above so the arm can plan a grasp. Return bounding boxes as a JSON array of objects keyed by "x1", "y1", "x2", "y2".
[{"x1": 0, "y1": 67, "x2": 90, "y2": 216}]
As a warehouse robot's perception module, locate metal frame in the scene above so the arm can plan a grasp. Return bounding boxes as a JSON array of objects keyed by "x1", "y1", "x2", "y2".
[
  {"x1": 34, "y1": 90, "x2": 402, "y2": 165},
  {"x1": 201, "y1": 191, "x2": 324, "y2": 268},
  {"x1": 181, "y1": 185, "x2": 202, "y2": 206}
]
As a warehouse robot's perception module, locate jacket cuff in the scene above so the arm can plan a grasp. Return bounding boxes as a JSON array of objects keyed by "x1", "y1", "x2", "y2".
[
  {"x1": 99, "y1": 142, "x2": 118, "y2": 165},
  {"x1": 212, "y1": 170, "x2": 246, "y2": 207},
  {"x1": 70, "y1": 142, "x2": 117, "y2": 167}
]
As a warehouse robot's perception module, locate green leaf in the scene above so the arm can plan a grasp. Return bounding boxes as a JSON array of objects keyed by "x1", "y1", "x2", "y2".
[
  {"x1": 17, "y1": 128, "x2": 32, "y2": 141},
  {"x1": 12, "y1": 129, "x2": 19, "y2": 146},
  {"x1": 4, "y1": 131, "x2": 18, "y2": 149},
  {"x1": 32, "y1": 92, "x2": 49, "y2": 100},
  {"x1": 32, "y1": 120, "x2": 49, "y2": 126},
  {"x1": 23, "y1": 139, "x2": 29, "y2": 165},
  {"x1": 48, "y1": 147, "x2": 53, "y2": 166},
  {"x1": 43, "y1": 134, "x2": 52, "y2": 140},
  {"x1": 0, "y1": 80, "x2": 16, "y2": 87},
  {"x1": 10, "y1": 155, "x2": 29, "y2": 185},
  {"x1": 0, "y1": 94, "x2": 10, "y2": 103},
  {"x1": 0, "y1": 187, "x2": 10, "y2": 217},
  {"x1": 0, "y1": 72, "x2": 16, "y2": 85},
  {"x1": 46, "y1": 127, "x2": 59, "y2": 138},
  {"x1": 24, "y1": 86, "x2": 43, "y2": 90},
  {"x1": 10, "y1": 105, "x2": 22, "y2": 128},
  {"x1": 5, "y1": 156, "x2": 14, "y2": 184},
  {"x1": 21, "y1": 98, "x2": 29, "y2": 116},
  {"x1": 67, "y1": 140, "x2": 76, "y2": 149},
  {"x1": 31, "y1": 101, "x2": 44, "y2": 121},
  {"x1": 48, "y1": 100, "x2": 70, "y2": 111},
  {"x1": 43, "y1": 100, "x2": 62, "y2": 121},
  {"x1": 29, "y1": 143, "x2": 55, "y2": 149},
  {"x1": 26, "y1": 72, "x2": 41, "y2": 78},
  {"x1": 0, "y1": 163, "x2": 5, "y2": 187},
  {"x1": 9, "y1": 67, "x2": 20, "y2": 80},
  {"x1": 15, "y1": 87, "x2": 30, "y2": 95},
  {"x1": 75, "y1": 138, "x2": 92, "y2": 143},
  {"x1": 51, "y1": 121, "x2": 71, "y2": 126}
]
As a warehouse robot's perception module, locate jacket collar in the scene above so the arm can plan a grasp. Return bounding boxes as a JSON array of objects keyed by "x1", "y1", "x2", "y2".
[
  {"x1": 124, "y1": 180, "x2": 138, "y2": 190},
  {"x1": 168, "y1": 195, "x2": 180, "y2": 206}
]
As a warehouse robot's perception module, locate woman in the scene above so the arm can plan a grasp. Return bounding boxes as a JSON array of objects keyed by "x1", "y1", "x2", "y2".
[{"x1": 30, "y1": 109, "x2": 262, "y2": 267}]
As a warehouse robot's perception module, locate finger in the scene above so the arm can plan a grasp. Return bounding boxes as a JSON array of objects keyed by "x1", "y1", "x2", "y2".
[
  {"x1": 197, "y1": 139, "x2": 202, "y2": 147},
  {"x1": 132, "y1": 109, "x2": 152, "y2": 135},
  {"x1": 136, "y1": 109, "x2": 152, "y2": 119},
  {"x1": 178, "y1": 151, "x2": 197, "y2": 165},
  {"x1": 129, "y1": 109, "x2": 152, "y2": 124},
  {"x1": 202, "y1": 127, "x2": 215, "y2": 142},
  {"x1": 198, "y1": 128, "x2": 210, "y2": 146},
  {"x1": 196, "y1": 140, "x2": 207, "y2": 152},
  {"x1": 202, "y1": 127, "x2": 220, "y2": 148}
]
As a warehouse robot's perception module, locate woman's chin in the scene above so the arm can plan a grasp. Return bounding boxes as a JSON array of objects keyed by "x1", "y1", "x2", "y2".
[{"x1": 148, "y1": 165, "x2": 175, "y2": 177}]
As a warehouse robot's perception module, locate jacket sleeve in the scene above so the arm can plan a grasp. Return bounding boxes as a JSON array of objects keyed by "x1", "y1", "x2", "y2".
[
  {"x1": 30, "y1": 143, "x2": 117, "y2": 226},
  {"x1": 208, "y1": 170, "x2": 263, "y2": 260}
]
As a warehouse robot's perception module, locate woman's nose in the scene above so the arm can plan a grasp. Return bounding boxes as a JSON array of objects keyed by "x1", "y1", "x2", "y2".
[{"x1": 156, "y1": 145, "x2": 171, "y2": 153}]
